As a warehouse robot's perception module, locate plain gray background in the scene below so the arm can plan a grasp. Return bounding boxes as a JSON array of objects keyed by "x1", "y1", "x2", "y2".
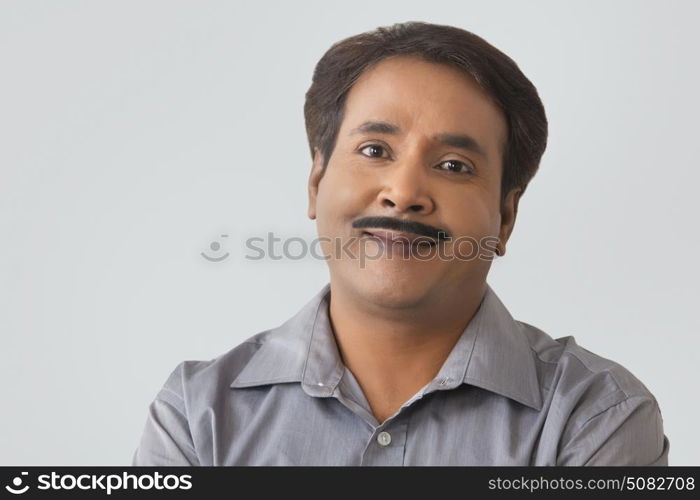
[{"x1": 1, "y1": 0, "x2": 697, "y2": 465}]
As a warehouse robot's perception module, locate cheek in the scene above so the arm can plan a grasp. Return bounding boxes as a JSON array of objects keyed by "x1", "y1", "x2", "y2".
[
  {"x1": 315, "y1": 165, "x2": 373, "y2": 232},
  {"x1": 447, "y1": 193, "x2": 501, "y2": 241},
  {"x1": 438, "y1": 196, "x2": 498, "y2": 265}
]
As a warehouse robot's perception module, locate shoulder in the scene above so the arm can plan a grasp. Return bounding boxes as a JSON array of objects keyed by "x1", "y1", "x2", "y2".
[
  {"x1": 516, "y1": 321, "x2": 668, "y2": 465},
  {"x1": 517, "y1": 320, "x2": 660, "y2": 419},
  {"x1": 157, "y1": 329, "x2": 273, "y2": 406}
]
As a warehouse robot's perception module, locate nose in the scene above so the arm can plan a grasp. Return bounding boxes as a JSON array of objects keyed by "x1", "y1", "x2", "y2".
[{"x1": 377, "y1": 161, "x2": 435, "y2": 215}]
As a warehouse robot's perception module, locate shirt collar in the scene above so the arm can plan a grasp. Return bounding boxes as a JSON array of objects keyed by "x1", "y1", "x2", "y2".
[{"x1": 230, "y1": 282, "x2": 543, "y2": 411}]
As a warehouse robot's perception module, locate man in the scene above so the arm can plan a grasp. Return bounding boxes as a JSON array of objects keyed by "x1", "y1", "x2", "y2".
[{"x1": 132, "y1": 21, "x2": 670, "y2": 465}]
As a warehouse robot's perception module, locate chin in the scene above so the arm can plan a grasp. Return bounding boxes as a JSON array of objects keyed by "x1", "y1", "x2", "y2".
[{"x1": 354, "y1": 271, "x2": 434, "y2": 310}]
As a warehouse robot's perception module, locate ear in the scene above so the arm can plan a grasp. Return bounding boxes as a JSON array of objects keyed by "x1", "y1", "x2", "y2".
[
  {"x1": 307, "y1": 148, "x2": 325, "y2": 220},
  {"x1": 496, "y1": 187, "x2": 522, "y2": 257}
]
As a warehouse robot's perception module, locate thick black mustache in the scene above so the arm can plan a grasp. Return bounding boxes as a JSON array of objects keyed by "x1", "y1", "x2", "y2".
[{"x1": 352, "y1": 216, "x2": 450, "y2": 241}]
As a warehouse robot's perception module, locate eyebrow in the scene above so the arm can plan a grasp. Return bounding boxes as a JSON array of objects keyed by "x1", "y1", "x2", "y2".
[{"x1": 349, "y1": 120, "x2": 489, "y2": 161}]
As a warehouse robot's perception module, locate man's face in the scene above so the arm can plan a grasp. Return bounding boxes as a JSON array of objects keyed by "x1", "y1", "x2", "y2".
[{"x1": 308, "y1": 55, "x2": 520, "y2": 310}]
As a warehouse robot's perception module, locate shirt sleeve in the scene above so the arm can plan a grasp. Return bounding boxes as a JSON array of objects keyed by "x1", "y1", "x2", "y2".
[
  {"x1": 556, "y1": 395, "x2": 670, "y2": 466},
  {"x1": 131, "y1": 362, "x2": 200, "y2": 466}
]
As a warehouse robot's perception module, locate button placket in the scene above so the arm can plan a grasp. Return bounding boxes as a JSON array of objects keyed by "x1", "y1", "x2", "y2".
[{"x1": 360, "y1": 421, "x2": 408, "y2": 465}]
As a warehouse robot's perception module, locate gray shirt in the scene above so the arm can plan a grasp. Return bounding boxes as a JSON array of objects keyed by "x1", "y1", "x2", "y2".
[{"x1": 131, "y1": 282, "x2": 670, "y2": 466}]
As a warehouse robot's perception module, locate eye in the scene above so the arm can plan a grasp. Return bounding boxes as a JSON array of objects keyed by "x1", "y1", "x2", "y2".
[
  {"x1": 359, "y1": 144, "x2": 389, "y2": 159},
  {"x1": 436, "y1": 159, "x2": 474, "y2": 175}
]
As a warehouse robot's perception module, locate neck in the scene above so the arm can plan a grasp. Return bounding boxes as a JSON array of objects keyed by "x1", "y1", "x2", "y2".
[{"x1": 327, "y1": 278, "x2": 486, "y2": 420}]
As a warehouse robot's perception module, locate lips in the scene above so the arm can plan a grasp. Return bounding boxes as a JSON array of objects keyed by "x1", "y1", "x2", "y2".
[{"x1": 362, "y1": 229, "x2": 437, "y2": 246}]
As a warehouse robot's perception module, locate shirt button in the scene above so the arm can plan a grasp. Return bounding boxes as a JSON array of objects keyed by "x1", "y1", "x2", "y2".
[{"x1": 377, "y1": 431, "x2": 392, "y2": 446}]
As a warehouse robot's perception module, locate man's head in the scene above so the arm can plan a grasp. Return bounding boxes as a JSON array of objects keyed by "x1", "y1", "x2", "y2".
[{"x1": 304, "y1": 22, "x2": 547, "y2": 310}]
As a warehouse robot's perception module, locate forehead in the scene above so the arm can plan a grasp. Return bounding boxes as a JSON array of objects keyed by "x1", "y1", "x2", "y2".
[{"x1": 339, "y1": 55, "x2": 507, "y2": 156}]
